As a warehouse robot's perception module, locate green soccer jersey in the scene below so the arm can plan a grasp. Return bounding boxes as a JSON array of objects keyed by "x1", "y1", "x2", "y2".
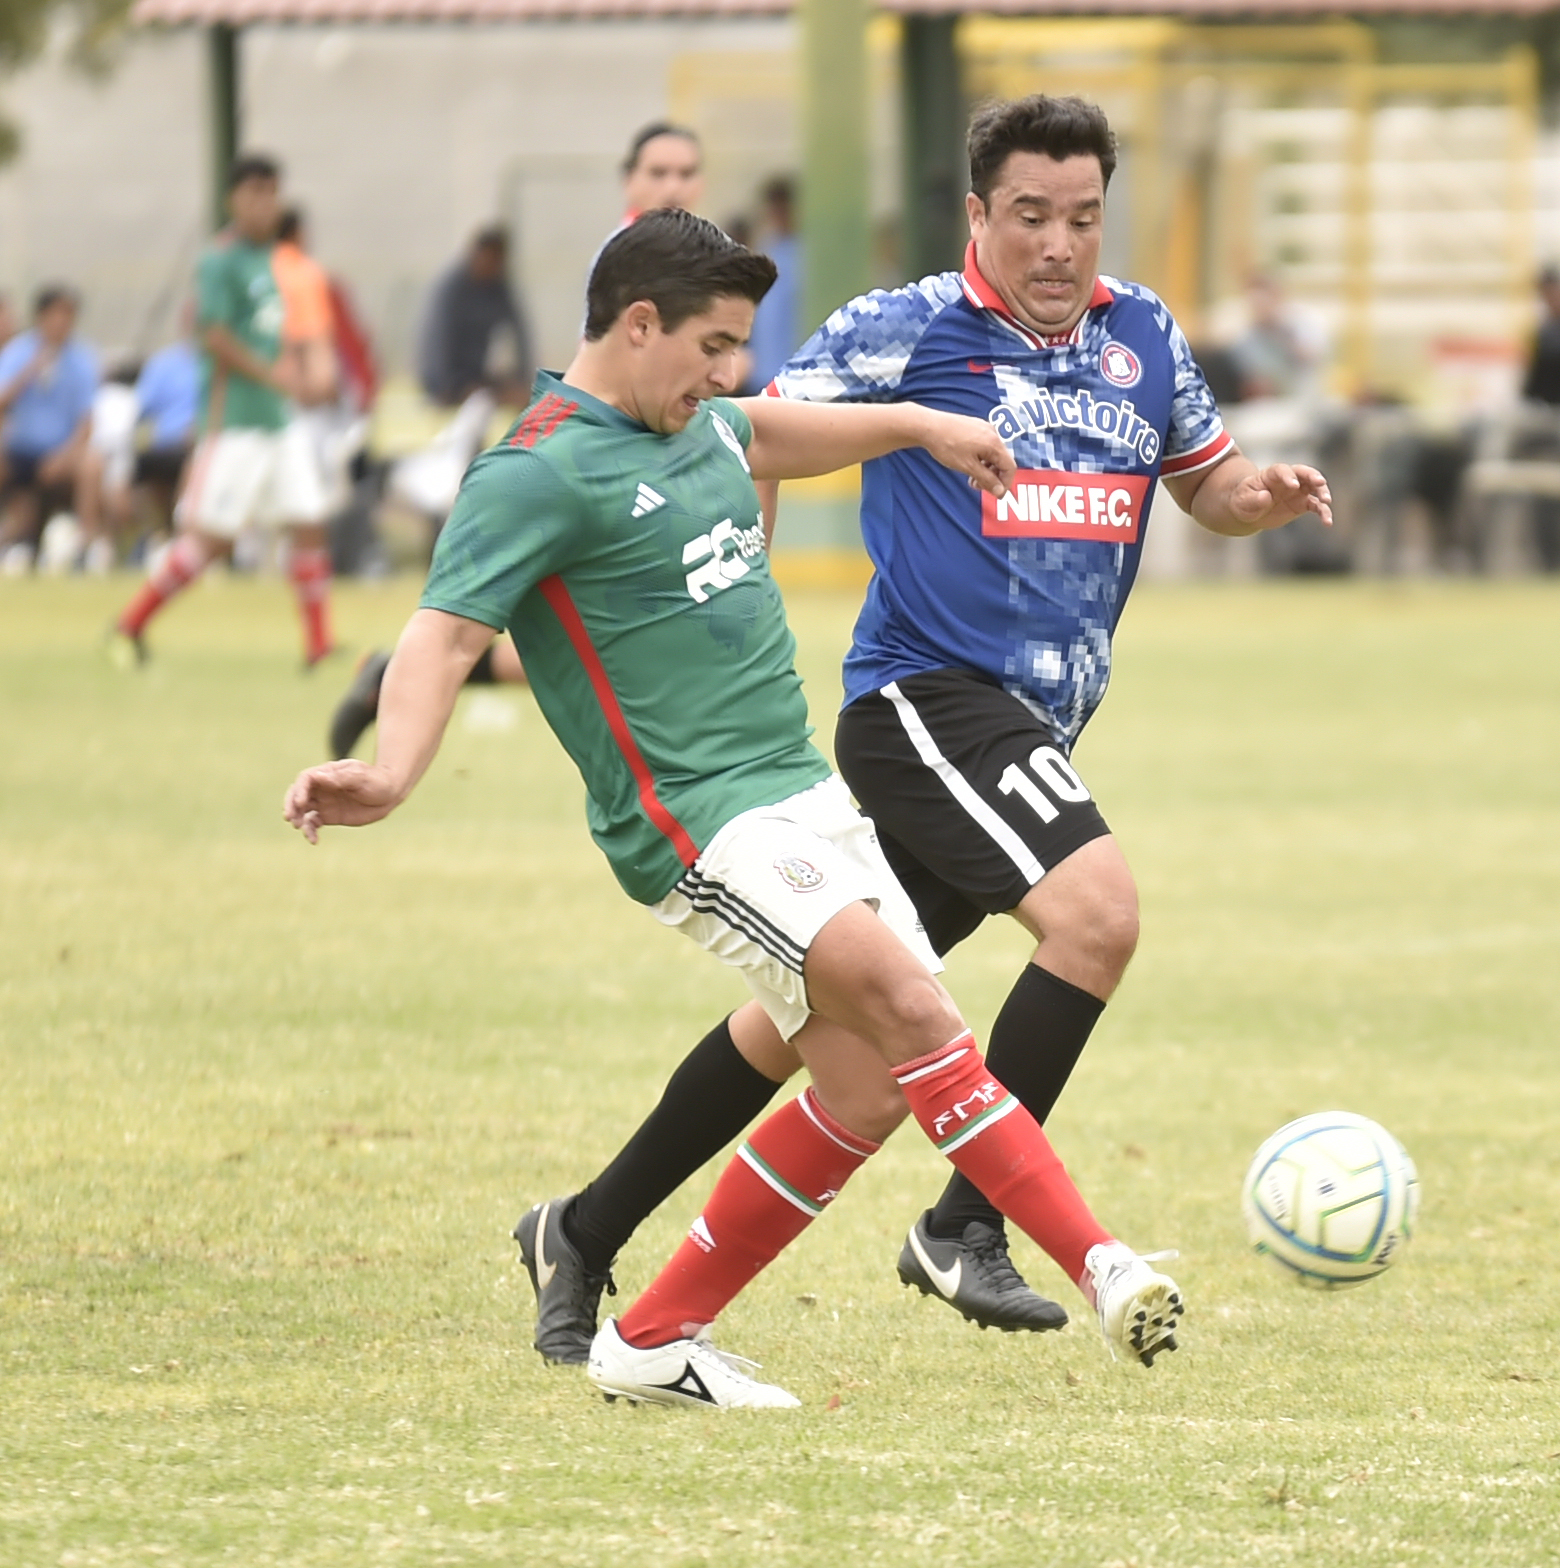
[
  {"x1": 195, "y1": 234, "x2": 286, "y2": 433},
  {"x1": 420, "y1": 372, "x2": 833, "y2": 904}
]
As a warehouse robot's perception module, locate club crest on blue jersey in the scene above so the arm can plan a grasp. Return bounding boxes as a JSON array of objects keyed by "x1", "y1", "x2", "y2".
[{"x1": 1099, "y1": 341, "x2": 1143, "y2": 387}]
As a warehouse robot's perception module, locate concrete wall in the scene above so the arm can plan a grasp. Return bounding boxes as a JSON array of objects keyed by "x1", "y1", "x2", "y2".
[
  {"x1": 0, "y1": 19, "x2": 914, "y2": 376},
  {"x1": 0, "y1": 21, "x2": 809, "y2": 370}
]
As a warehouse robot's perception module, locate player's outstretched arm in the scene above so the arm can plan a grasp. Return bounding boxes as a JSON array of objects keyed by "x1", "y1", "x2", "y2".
[
  {"x1": 1164, "y1": 451, "x2": 1332, "y2": 537},
  {"x1": 283, "y1": 608, "x2": 494, "y2": 844},
  {"x1": 736, "y1": 397, "x2": 1013, "y2": 498}
]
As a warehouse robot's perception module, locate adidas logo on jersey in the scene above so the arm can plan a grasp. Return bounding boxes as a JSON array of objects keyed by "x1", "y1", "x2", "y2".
[{"x1": 631, "y1": 483, "x2": 667, "y2": 518}]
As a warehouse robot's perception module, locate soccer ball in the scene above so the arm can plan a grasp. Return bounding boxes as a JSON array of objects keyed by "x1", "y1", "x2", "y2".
[{"x1": 1242, "y1": 1112, "x2": 1419, "y2": 1289}]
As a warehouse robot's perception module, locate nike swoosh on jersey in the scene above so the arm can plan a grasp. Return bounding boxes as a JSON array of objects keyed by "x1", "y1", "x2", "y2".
[
  {"x1": 908, "y1": 1225, "x2": 962, "y2": 1299},
  {"x1": 533, "y1": 1202, "x2": 557, "y2": 1290},
  {"x1": 967, "y1": 360, "x2": 995, "y2": 374}
]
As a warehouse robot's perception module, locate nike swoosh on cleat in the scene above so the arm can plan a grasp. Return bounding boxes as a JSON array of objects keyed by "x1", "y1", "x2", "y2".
[
  {"x1": 907, "y1": 1226, "x2": 962, "y2": 1299},
  {"x1": 533, "y1": 1203, "x2": 557, "y2": 1290}
]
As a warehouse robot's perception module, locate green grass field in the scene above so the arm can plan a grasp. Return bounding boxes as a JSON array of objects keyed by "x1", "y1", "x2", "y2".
[{"x1": 3, "y1": 574, "x2": 1559, "y2": 1567}]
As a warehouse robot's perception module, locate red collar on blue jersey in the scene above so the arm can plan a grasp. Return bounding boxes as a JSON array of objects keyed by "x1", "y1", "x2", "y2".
[{"x1": 959, "y1": 241, "x2": 1114, "y2": 349}]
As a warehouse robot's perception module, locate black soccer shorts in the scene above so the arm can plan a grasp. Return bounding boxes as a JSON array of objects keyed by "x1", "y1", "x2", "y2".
[{"x1": 834, "y1": 667, "x2": 1111, "y2": 957}]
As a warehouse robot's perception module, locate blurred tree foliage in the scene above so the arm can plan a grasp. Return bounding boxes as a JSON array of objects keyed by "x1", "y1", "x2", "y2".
[{"x1": 0, "y1": 0, "x2": 132, "y2": 162}]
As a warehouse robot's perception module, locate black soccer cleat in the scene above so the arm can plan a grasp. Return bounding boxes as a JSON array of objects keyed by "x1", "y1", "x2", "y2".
[
  {"x1": 513, "y1": 1195, "x2": 617, "y2": 1366},
  {"x1": 897, "y1": 1210, "x2": 1069, "y2": 1333},
  {"x1": 327, "y1": 649, "x2": 391, "y2": 758}
]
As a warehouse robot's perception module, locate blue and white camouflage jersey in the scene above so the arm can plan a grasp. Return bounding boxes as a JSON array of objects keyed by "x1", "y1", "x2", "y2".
[{"x1": 766, "y1": 242, "x2": 1232, "y2": 747}]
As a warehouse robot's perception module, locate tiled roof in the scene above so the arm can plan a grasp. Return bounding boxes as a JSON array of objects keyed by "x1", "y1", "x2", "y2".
[{"x1": 130, "y1": 0, "x2": 1560, "y2": 23}]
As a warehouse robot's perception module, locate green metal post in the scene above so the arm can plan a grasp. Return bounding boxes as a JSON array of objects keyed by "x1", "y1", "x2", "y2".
[
  {"x1": 800, "y1": 0, "x2": 871, "y2": 331},
  {"x1": 901, "y1": 14, "x2": 966, "y2": 281},
  {"x1": 208, "y1": 24, "x2": 239, "y2": 233}
]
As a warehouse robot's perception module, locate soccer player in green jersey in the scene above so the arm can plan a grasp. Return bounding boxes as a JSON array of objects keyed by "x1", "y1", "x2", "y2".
[
  {"x1": 112, "y1": 154, "x2": 336, "y2": 668},
  {"x1": 284, "y1": 210, "x2": 1182, "y2": 1408}
]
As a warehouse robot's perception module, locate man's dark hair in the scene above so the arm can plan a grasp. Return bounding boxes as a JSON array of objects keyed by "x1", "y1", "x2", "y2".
[
  {"x1": 967, "y1": 95, "x2": 1118, "y2": 205},
  {"x1": 622, "y1": 121, "x2": 701, "y2": 175},
  {"x1": 472, "y1": 224, "x2": 509, "y2": 256},
  {"x1": 584, "y1": 208, "x2": 776, "y2": 341},
  {"x1": 276, "y1": 207, "x2": 304, "y2": 244},
  {"x1": 760, "y1": 174, "x2": 794, "y2": 210},
  {"x1": 228, "y1": 152, "x2": 280, "y2": 190},
  {"x1": 34, "y1": 284, "x2": 77, "y2": 317}
]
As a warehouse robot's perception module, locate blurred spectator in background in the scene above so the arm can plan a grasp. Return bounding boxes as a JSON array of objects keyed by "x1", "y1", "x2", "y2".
[
  {"x1": 1230, "y1": 272, "x2": 1325, "y2": 402},
  {"x1": 326, "y1": 263, "x2": 378, "y2": 418},
  {"x1": 1518, "y1": 265, "x2": 1560, "y2": 571},
  {"x1": 417, "y1": 225, "x2": 532, "y2": 409},
  {"x1": 0, "y1": 285, "x2": 99, "y2": 571},
  {"x1": 134, "y1": 317, "x2": 200, "y2": 483},
  {"x1": 744, "y1": 175, "x2": 802, "y2": 394},
  {"x1": 620, "y1": 122, "x2": 703, "y2": 226},
  {"x1": 79, "y1": 363, "x2": 142, "y2": 573},
  {"x1": 275, "y1": 207, "x2": 363, "y2": 518},
  {"x1": 1521, "y1": 266, "x2": 1560, "y2": 405},
  {"x1": 273, "y1": 208, "x2": 338, "y2": 409},
  {"x1": 98, "y1": 311, "x2": 200, "y2": 564}
]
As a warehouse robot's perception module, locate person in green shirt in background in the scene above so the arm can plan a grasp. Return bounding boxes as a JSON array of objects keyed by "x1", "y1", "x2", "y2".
[
  {"x1": 111, "y1": 154, "x2": 336, "y2": 668},
  {"x1": 284, "y1": 210, "x2": 1184, "y2": 1410}
]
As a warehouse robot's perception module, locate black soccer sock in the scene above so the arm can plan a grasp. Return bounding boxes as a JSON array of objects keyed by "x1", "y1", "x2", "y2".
[
  {"x1": 924, "y1": 964, "x2": 1106, "y2": 1241},
  {"x1": 465, "y1": 644, "x2": 497, "y2": 685},
  {"x1": 563, "y1": 1016, "x2": 785, "y2": 1276}
]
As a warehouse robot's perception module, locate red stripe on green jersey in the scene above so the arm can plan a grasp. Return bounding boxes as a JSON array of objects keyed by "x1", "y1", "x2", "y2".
[
  {"x1": 538, "y1": 573, "x2": 700, "y2": 868},
  {"x1": 418, "y1": 371, "x2": 832, "y2": 904},
  {"x1": 510, "y1": 393, "x2": 578, "y2": 449}
]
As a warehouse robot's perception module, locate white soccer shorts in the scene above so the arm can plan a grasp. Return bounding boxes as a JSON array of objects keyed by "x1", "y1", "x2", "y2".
[
  {"x1": 650, "y1": 773, "x2": 943, "y2": 1041},
  {"x1": 177, "y1": 422, "x2": 328, "y2": 538}
]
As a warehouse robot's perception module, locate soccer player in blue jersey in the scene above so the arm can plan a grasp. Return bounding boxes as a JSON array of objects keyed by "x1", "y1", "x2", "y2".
[{"x1": 516, "y1": 95, "x2": 1330, "y2": 1362}]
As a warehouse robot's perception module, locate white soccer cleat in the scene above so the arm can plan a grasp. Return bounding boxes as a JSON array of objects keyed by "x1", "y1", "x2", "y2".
[
  {"x1": 586, "y1": 1318, "x2": 800, "y2": 1409},
  {"x1": 1082, "y1": 1242, "x2": 1184, "y2": 1367}
]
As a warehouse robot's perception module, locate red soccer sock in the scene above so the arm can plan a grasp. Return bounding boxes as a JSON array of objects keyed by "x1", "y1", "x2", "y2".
[
  {"x1": 288, "y1": 545, "x2": 334, "y2": 664},
  {"x1": 117, "y1": 534, "x2": 207, "y2": 638},
  {"x1": 891, "y1": 1032, "x2": 1111, "y2": 1288},
  {"x1": 616, "y1": 1087, "x2": 879, "y2": 1349}
]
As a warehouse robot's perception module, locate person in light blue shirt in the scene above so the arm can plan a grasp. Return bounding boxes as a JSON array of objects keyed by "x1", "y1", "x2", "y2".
[
  {"x1": 135, "y1": 339, "x2": 199, "y2": 455},
  {"x1": 743, "y1": 177, "x2": 802, "y2": 394},
  {"x1": 0, "y1": 286, "x2": 99, "y2": 555}
]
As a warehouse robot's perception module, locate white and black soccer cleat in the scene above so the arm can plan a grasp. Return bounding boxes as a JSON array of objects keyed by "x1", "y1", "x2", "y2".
[
  {"x1": 1082, "y1": 1241, "x2": 1184, "y2": 1367},
  {"x1": 513, "y1": 1196, "x2": 616, "y2": 1367},
  {"x1": 897, "y1": 1210, "x2": 1069, "y2": 1332},
  {"x1": 587, "y1": 1318, "x2": 800, "y2": 1410}
]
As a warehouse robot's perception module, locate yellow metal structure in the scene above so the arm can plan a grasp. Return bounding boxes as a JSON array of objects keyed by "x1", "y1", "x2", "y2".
[{"x1": 961, "y1": 18, "x2": 1539, "y2": 403}]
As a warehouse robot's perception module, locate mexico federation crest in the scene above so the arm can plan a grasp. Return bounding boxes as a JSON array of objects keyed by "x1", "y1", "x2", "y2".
[
  {"x1": 774, "y1": 854, "x2": 827, "y2": 892},
  {"x1": 1099, "y1": 340, "x2": 1143, "y2": 388}
]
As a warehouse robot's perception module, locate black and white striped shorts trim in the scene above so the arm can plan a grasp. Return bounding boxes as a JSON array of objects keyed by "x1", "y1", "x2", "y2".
[{"x1": 674, "y1": 869, "x2": 808, "y2": 975}]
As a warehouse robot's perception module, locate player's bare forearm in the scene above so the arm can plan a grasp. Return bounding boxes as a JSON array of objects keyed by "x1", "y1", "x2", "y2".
[
  {"x1": 374, "y1": 610, "x2": 492, "y2": 796},
  {"x1": 201, "y1": 323, "x2": 285, "y2": 393},
  {"x1": 1167, "y1": 451, "x2": 1333, "y2": 536},
  {"x1": 282, "y1": 609, "x2": 491, "y2": 843},
  {"x1": 737, "y1": 398, "x2": 1012, "y2": 497}
]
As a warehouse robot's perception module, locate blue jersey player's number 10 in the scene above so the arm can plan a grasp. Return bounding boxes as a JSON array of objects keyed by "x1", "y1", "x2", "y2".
[{"x1": 997, "y1": 746, "x2": 1091, "y2": 825}]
